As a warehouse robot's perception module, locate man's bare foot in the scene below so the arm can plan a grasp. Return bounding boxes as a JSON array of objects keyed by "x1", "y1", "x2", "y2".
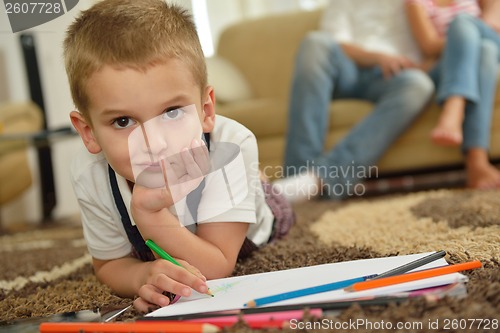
[
  {"x1": 431, "y1": 97, "x2": 465, "y2": 146},
  {"x1": 466, "y1": 149, "x2": 500, "y2": 189}
]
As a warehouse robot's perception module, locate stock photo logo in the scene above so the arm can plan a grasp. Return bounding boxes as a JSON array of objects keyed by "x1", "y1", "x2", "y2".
[{"x1": 3, "y1": 0, "x2": 79, "y2": 32}]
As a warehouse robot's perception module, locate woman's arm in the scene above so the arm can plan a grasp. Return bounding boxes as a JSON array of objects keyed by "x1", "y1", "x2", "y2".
[
  {"x1": 405, "y1": 1, "x2": 445, "y2": 58},
  {"x1": 480, "y1": 0, "x2": 500, "y2": 33}
]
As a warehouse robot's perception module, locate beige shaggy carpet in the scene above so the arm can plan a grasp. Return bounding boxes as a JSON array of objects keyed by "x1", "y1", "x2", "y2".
[
  {"x1": 0, "y1": 189, "x2": 499, "y2": 332},
  {"x1": 311, "y1": 190, "x2": 500, "y2": 264}
]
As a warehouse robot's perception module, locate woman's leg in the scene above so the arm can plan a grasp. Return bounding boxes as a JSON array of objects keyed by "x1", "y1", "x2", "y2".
[
  {"x1": 431, "y1": 96, "x2": 466, "y2": 146},
  {"x1": 437, "y1": 14, "x2": 500, "y2": 102},
  {"x1": 463, "y1": 40, "x2": 500, "y2": 189},
  {"x1": 432, "y1": 14, "x2": 500, "y2": 146},
  {"x1": 466, "y1": 149, "x2": 500, "y2": 188},
  {"x1": 432, "y1": 14, "x2": 482, "y2": 146}
]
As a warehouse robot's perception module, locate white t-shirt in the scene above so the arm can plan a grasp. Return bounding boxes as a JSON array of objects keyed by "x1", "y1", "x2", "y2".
[
  {"x1": 71, "y1": 115, "x2": 274, "y2": 260},
  {"x1": 320, "y1": 0, "x2": 422, "y2": 64}
]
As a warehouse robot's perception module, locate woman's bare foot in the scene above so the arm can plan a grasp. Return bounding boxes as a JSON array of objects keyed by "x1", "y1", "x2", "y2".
[
  {"x1": 431, "y1": 96, "x2": 465, "y2": 146},
  {"x1": 466, "y1": 149, "x2": 500, "y2": 189}
]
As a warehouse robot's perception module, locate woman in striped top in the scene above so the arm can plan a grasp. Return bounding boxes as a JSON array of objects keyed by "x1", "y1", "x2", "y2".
[{"x1": 406, "y1": 0, "x2": 500, "y2": 189}]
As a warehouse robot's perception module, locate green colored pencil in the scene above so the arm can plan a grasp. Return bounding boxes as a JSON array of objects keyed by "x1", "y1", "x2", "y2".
[
  {"x1": 145, "y1": 239, "x2": 214, "y2": 297},
  {"x1": 146, "y1": 239, "x2": 182, "y2": 266}
]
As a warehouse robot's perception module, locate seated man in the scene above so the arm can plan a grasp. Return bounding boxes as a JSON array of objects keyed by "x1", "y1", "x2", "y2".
[{"x1": 275, "y1": 0, "x2": 434, "y2": 201}]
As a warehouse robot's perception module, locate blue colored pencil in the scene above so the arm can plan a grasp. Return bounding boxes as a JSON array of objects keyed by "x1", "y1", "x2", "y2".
[{"x1": 244, "y1": 274, "x2": 377, "y2": 308}]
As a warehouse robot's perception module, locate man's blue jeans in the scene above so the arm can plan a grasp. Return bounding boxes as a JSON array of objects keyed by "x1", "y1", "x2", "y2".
[
  {"x1": 429, "y1": 14, "x2": 500, "y2": 152},
  {"x1": 284, "y1": 31, "x2": 434, "y2": 199}
]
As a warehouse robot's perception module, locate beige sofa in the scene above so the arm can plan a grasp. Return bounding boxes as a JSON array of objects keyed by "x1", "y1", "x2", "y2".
[
  {"x1": 0, "y1": 102, "x2": 43, "y2": 205},
  {"x1": 212, "y1": 9, "x2": 500, "y2": 179}
]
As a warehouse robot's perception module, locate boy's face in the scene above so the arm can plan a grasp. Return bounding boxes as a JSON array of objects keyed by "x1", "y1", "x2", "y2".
[{"x1": 70, "y1": 59, "x2": 215, "y2": 185}]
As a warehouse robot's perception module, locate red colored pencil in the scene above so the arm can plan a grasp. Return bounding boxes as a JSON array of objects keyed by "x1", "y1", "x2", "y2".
[
  {"x1": 188, "y1": 308, "x2": 322, "y2": 328},
  {"x1": 39, "y1": 321, "x2": 219, "y2": 333},
  {"x1": 191, "y1": 309, "x2": 321, "y2": 322},
  {"x1": 346, "y1": 260, "x2": 482, "y2": 292},
  {"x1": 208, "y1": 319, "x2": 288, "y2": 329}
]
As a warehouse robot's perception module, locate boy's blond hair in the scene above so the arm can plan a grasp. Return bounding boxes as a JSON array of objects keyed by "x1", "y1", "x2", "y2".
[{"x1": 64, "y1": 0, "x2": 207, "y2": 121}]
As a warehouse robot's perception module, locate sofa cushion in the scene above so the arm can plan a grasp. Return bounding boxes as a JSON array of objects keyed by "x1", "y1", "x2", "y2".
[
  {"x1": 206, "y1": 56, "x2": 253, "y2": 103},
  {"x1": 329, "y1": 100, "x2": 372, "y2": 128},
  {"x1": 216, "y1": 98, "x2": 287, "y2": 137},
  {"x1": 217, "y1": 98, "x2": 374, "y2": 139}
]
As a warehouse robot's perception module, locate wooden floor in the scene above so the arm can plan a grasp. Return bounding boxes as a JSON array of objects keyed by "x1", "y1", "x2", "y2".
[
  {"x1": 363, "y1": 161, "x2": 500, "y2": 197},
  {"x1": 363, "y1": 168, "x2": 467, "y2": 196}
]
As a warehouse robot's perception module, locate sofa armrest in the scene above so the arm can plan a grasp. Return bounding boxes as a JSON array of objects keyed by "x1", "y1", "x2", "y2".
[
  {"x1": 0, "y1": 102, "x2": 44, "y2": 205},
  {"x1": 0, "y1": 102, "x2": 44, "y2": 155},
  {"x1": 0, "y1": 102, "x2": 43, "y2": 135}
]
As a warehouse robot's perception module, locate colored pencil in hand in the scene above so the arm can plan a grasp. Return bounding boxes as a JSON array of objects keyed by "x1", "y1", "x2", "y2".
[{"x1": 146, "y1": 239, "x2": 214, "y2": 297}]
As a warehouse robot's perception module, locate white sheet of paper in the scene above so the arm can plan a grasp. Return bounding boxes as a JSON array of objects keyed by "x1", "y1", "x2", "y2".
[{"x1": 147, "y1": 252, "x2": 468, "y2": 317}]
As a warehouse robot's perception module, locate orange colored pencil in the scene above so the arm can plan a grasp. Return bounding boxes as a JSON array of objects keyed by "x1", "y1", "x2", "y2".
[
  {"x1": 142, "y1": 320, "x2": 287, "y2": 330},
  {"x1": 346, "y1": 260, "x2": 482, "y2": 292},
  {"x1": 39, "y1": 321, "x2": 219, "y2": 333}
]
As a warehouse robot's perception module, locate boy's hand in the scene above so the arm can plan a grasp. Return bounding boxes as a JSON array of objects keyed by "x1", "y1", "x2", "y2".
[
  {"x1": 482, "y1": 16, "x2": 500, "y2": 34},
  {"x1": 131, "y1": 139, "x2": 210, "y2": 213},
  {"x1": 161, "y1": 139, "x2": 210, "y2": 204},
  {"x1": 133, "y1": 258, "x2": 209, "y2": 313}
]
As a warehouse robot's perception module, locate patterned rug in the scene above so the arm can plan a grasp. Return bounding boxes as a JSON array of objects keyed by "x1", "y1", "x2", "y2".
[{"x1": 0, "y1": 189, "x2": 499, "y2": 332}]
